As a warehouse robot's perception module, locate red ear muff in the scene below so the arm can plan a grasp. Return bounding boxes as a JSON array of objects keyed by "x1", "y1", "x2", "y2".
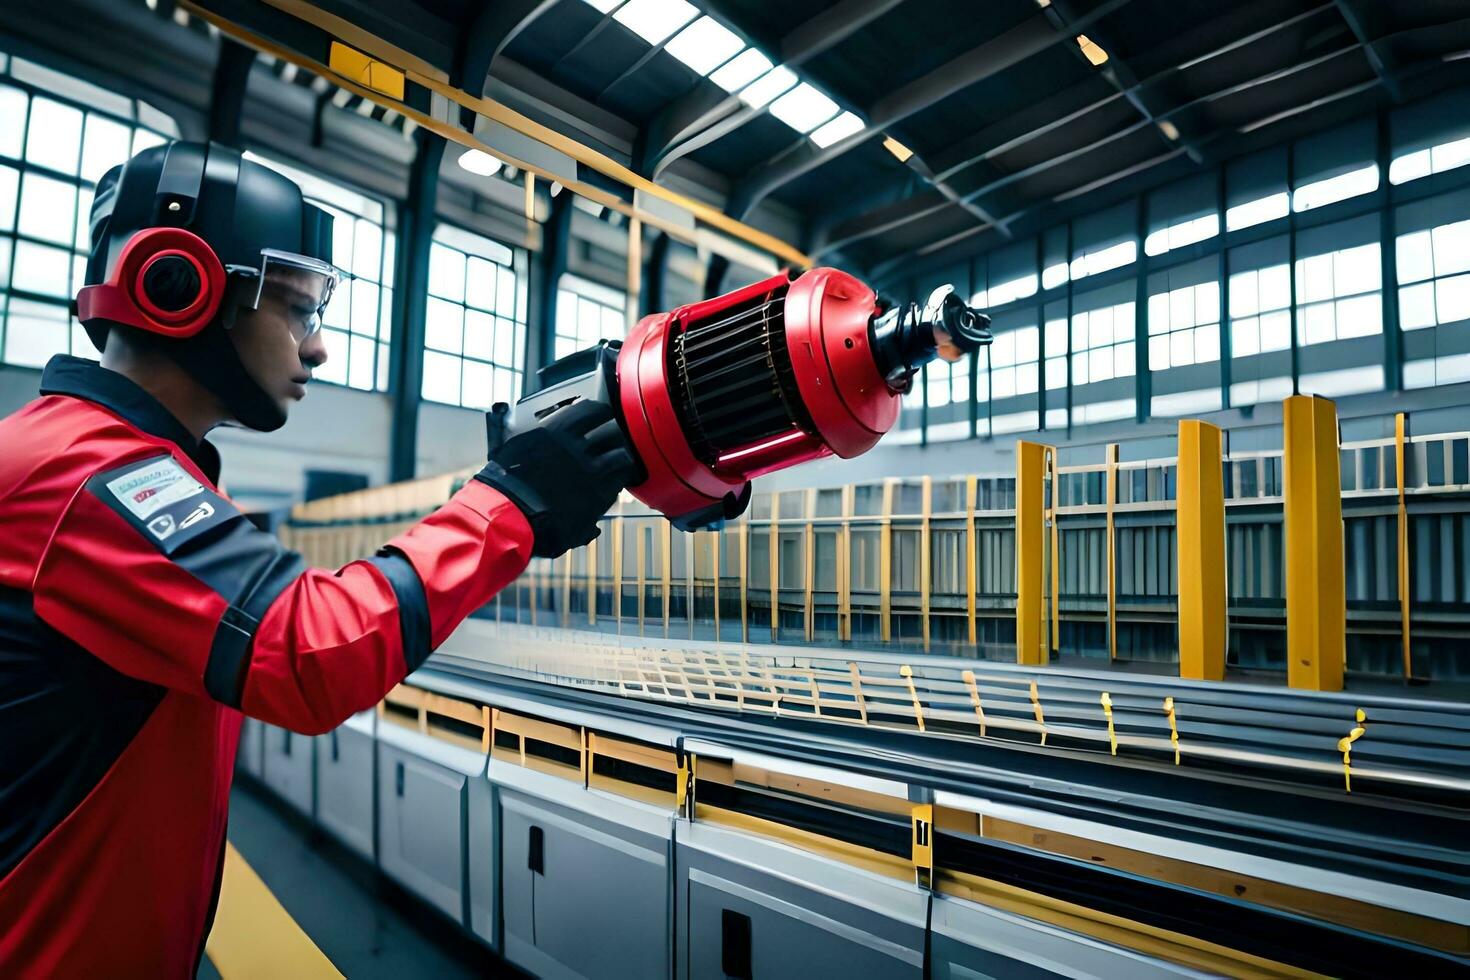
[{"x1": 77, "y1": 227, "x2": 225, "y2": 339}]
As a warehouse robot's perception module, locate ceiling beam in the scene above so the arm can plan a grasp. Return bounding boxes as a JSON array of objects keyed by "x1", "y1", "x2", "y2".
[
  {"x1": 725, "y1": 0, "x2": 1138, "y2": 218},
  {"x1": 636, "y1": 0, "x2": 907, "y2": 178},
  {"x1": 1331, "y1": 0, "x2": 1401, "y2": 101}
]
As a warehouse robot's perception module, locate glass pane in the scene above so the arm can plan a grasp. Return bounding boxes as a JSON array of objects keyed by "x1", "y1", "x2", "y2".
[
  {"x1": 330, "y1": 210, "x2": 354, "y2": 275},
  {"x1": 464, "y1": 309, "x2": 494, "y2": 361},
  {"x1": 1335, "y1": 243, "x2": 1380, "y2": 296},
  {"x1": 74, "y1": 185, "x2": 93, "y2": 251},
  {"x1": 3, "y1": 298, "x2": 69, "y2": 367},
  {"x1": 1399, "y1": 282, "x2": 1436, "y2": 330},
  {"x1": 25, "y1": 98, "x2": 84, "y2": 174},
  {"x1": 350, "y1": 281, "x2": 379, "y2": 335},
  {"x1": 18, "y1": 172, "x2": 76, "y2": 245},
  {"x1": 352, "y1": 219, "x2": 382, "y2": 281},
  {"x1": 0, "y1": 84, "x2": 27, "y2": 159},
  {"x1": 322, "y1": 277, "x2": 351, "y2": 330},
  {"x1": 495, "y1": 316, "x2": 515, "y2": 366},
  {"x1": 1015, "y1": 325, "x2": 1039, "y2": 363},
  {"x1": 428, "y1": 243, "x2": 465, "y2": 301},
  {"x1": 1396, "y1": 231, "x2": 1433, "y2": 285},
  {"x1": 1336, "y1": 293, "x2": 1380, "y2": 338},
  {"x1": 1433, "y1": 220, "x2": 1470, "y2": 278},
  {"x1": 131, "y1": 129, "x2": 165, "y2": 156},
  {"x1": 81, "y1": 114, "x2": 132, "y2": 184},
  {"x1": 0, "y1": 238, "x2": 11, "y2": 290},
  {"x1": 495, "y1": 266, "x2": 516, "y2": 318},
  {"x1": 422, "y1": 350, "x2": 462, "y2": 404},
  {"x1": 1436, "y1": 273, "x2": 1470, "y2": 324},
  {"x1": 1229, "y1": 271, "x2": 1257, "y2": 318},
  {"x1": 1115, "y1": 342, "x2": 1136, "y2": 376},
  {"x1": 376, "y1": 342, "x2": 390, "y2": 390},
  {"x1": 600, "y1": 303, "x2": 623, "y2": 342},
  {"x1": 1090, "y1": 346, "x2": 1112, "y2": 382},
  {"x1": 1149, "y1": 333, "x2": 1170, "y2": 370},
  {"x1": 1260, "y1": 264, "x2": 1290, "y2": 311},
  {"x1": 1194, "y1": 324, "x2": 1220, "y2": 362},
  {"x1": 0, "y1": 164, "x2": 18, "y2": 231},
  {"x1": 466, "y1": 256, "x2": 496, "y2": 310},
  {"x1": 348, "y1": 334, "x2": 376, "y2": 390},
  {"x1": 1195, "y1": 280, "x2": 1219, "y2": 325},
  {"x1": 1260, "y1": 310, "x2": 1291, "y2": 351},
  {"x1": 425, "y1": 297, "x2": 463, "y2": 353},
  {"x1": 461, "y1": 358, "x2": 493, "y2": 410},
  {"x1": 12, "y1": 240, "x2": 71, "y2": 297},
  {"x1": 317, "y1": 328, "x2": 348, "y2": 384}
]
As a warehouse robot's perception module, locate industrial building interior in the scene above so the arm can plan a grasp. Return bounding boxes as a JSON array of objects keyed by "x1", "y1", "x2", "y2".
[{"x1": 1, "y1": 0, "x2": 1468, "y2": 976}]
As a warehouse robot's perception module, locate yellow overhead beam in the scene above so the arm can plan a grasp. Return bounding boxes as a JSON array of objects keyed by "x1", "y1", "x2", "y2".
[
  {"x1": 1282, "y1": 396, "x2": 1346, "y2": 692},
  {"x1": 184, "y1": 1, "x2": 811, "y2": 268},
  {"x1": 1176, "y1": 421, "x2": 1226, "y2": 681}
]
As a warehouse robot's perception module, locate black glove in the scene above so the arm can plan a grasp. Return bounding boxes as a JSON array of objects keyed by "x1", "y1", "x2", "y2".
[{"x1": 475, "y1": 399, "x2": 637, "y2": 559}]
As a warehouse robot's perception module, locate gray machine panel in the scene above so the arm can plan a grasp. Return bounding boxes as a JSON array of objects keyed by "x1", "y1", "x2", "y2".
[
  {"x1": 678, "y1": 822, "x2": 927, "y2": 980},
  {"x1": 497, "y1": 771, "x2": 673, "y2": 980},
  {"x1": 261, "y1": 724, "x2": 314, "y2": 818},
  {"x1": 236, "y1": 716, "x2": 265, "y2": 779},
  {"x1": 466, "y1": 772, "x2": 497, "y2": 948},
  {"x1": 376, "y1": 741, "x2": 470, "y2": 925},
  {"x1": 314, "y1": 724, "x2": 376, "y2": 861},
  {"x1": 929, "y1": 893, "x2": 1207, "y2": 980}
]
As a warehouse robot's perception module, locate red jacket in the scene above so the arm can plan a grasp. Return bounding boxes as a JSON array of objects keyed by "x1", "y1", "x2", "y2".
[{"x1": 0, "y1": 355, "x2": 532, "y2": 977}]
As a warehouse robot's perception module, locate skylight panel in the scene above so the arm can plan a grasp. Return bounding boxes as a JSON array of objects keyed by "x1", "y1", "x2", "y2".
[
  {"x1": 664, "y1": 16, "x2": 745, "y2": 75},
  {"x1": 768, "y1": 82, "x2": 838, "y2": 133},
  {"x1": 739, "y1": 66, "x2": 797, "y2": 109},
  {"x1": 613, "y1": 0, "x2": 697, "y2": 45},
  {"x1": 709, "y1": 48, "x2": 771, "y2": 92},
  {"x1": 810, "y1": 111, "x2": 864, "y2": 148}
]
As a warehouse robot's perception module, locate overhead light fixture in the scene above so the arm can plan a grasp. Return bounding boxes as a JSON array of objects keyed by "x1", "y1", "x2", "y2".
[
  {"x1": 665, "y1": 16, "x2": 745, "y2": 75},
  {"x1": 1158, "y1": 120, "x2": 1180, "y2": 141},
  {"x1": 768, "y1": 83, "x2": 839, "y2": 133},
  {"x1": 1077, "y1": 34, "x2": 1108, "y2": 66},
  {"x1": 810, "y1": 111, "x2": 865, "y2": 149},
  {"x1": 458, "y1": 148, "x2": 504, "y2": 177},
  {"x1": 549, "y1": 181, "x2": 564, "y2": 197},
  {"x1": 710, "y1": 48, "x2": 772, "y2": 92},
  {"x1": 613, "y1": 0, "x2": 697, "y2": 45},
  {"x1": 882, "y1": 136, "x2": 913, "y2": 163},
  {"x1": 738, "y1": 66, "x2": 798, "y2": 109}
]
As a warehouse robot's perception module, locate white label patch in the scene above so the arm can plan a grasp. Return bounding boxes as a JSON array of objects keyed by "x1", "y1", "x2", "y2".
[{"x1": 105, "y1": 457, "x2": 205, "y2": 526}]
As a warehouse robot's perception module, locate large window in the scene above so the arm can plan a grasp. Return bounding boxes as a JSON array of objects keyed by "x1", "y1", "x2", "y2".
[
  {"x1": 1070, "y1": 300, "x2": 1136, "y2": 385},
  {"x1": 555, "y1": 274, "x2": 625, "y2": 359},
  {"x1": 1293, "y1": 242, "x2": 1381, "y2": 346},
  {"x1": 1228, "y1": 264, "x2": 1292, "y2": 356},
  {"x1": 925, "y1": 354, "x2": 970, "y2": 408},
  {"x1": 423, "y1": 224, "x2": 526, "y2": 409},
  {"x1": 1147, "y1": 281, "x2": 1219, "y2": 370},
  {"x1": 245, "y1": 153, "x2": 393, "y2": 391},
  {"x1": 0, "y1": 57, "x2": 175, "y2": 368},
  {"x1": 1397, "y1": 217, "x2": 1470, "y2": 330},
  {"x1": 988, "y1": 324, "x2": 1039, "y2": 399}
]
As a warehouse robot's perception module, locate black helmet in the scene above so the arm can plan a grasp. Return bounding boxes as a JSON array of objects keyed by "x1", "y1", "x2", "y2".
[{"x1": 79, "y1": 141, "x2": 337, "y2": 432}]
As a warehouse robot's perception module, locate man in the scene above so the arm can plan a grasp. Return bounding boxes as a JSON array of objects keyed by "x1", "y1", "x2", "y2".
[{"x1": 0, "y1": 141, "x2": 632, "y2": 976}]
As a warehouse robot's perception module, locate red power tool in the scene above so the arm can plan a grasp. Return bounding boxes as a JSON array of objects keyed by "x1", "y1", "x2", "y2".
[{"x1": 499, "y1": 268, "x2": 990, "y2": 530}]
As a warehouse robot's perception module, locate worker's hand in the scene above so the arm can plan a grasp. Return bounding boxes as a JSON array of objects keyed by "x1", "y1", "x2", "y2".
[{"x1": 474, "y1": 399, "x2": 636, "y2": 558}]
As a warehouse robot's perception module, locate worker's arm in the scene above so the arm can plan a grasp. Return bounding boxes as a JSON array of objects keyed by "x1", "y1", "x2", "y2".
[{"x1": 32, "y1": 454, "x2": 531, "y2": 734}]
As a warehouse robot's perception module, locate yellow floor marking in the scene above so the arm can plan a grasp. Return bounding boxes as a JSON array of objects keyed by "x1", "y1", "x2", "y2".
[{"x1": 205, "y1": 842, "x2": 343, "y2": 979}]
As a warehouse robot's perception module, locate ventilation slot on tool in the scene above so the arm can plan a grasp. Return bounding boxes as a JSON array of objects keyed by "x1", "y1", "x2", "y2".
[{"x1": 670, "y1": 282, "x2": 815, "y2": 465}]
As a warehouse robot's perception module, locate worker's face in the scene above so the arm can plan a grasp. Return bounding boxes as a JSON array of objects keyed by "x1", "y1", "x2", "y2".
[{"x1": 229, "y1": 267, "x2": 330, "y2": 419}]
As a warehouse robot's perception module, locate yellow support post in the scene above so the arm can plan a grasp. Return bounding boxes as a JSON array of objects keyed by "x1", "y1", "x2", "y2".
[
  {"x1": 880, "y1": 481, "x2": 896, "y2": 643},
  {"x1": 711, "y1": 529, "x2": 721, "y2": 641},
  {"x1": 739, "y1": 519, "x2": 749, "y2": 644},
  {"x1": 965, "y1": 476, "x2": 978, "y2": 648},
  {"x1": 921, "y1": 476, "x2": 932, "y2": 653},
  {"x1": 586, "y1": 531, "x2": 597, "y2": 626},
  {"x1": 1015, "y1": 442, "x2": 1048, "y2": 665},
  {"x1": 662, "y1": 519, "x2": 672, "y2": 638},
  {"x1": 1283, "y1": 395, "x2": 1346, "y2": 692},
  {"x1": 1105, "y1": 444, "x2": 1119, "y2": 661},
  {"x1": 840, "y1": 484, "x2": 854, "y2": 642},
  {"x1": 1176, "y1": 420, "x2": 1227, "y2": 681},
  {"x1": 804, "y1": 488, "x2": 816, "y2": 643},
  {"x1": 1047, "y1": 450, "x2": 1059, "y2": 652},
  {"x1": 769, "y1": 493, "x2": 781, "y2": 643},
  {"x1": 1395, "y1": 413, "x2": 1411, "y2": 679}
]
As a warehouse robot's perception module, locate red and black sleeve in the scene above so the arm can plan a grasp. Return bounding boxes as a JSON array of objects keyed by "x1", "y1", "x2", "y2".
[{"x1": 32, "y1": 453, "x2": 531, "y2": 734}]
